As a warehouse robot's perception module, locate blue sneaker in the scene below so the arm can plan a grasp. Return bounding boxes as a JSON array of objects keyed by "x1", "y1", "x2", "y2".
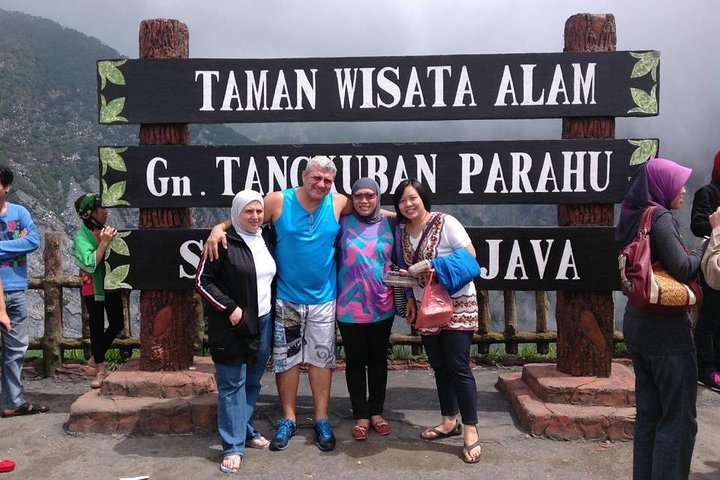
[
  {"x1": 269, "y1": 418, "x2": 297, "y2": 451},
  {"x1": 314, "y1": 419, "x2": 336, "y2": 451}
]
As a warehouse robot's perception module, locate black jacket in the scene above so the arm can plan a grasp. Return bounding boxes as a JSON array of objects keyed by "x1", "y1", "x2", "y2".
[
  {"x1": 195, "y1": 228, "x2": 275, "y2": 365},
  {"x1": 691, "y1": 181, "x2": 720, "y2": 238}
]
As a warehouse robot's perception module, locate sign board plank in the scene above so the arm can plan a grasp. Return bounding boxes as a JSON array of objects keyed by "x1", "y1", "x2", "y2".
[
  {"x1": 97, "y1": 51, "x2": 659, "y2": 124},
  {"x1": 99, "y1": 139, "x2": 656, "y2": 207},
  {"x1": 104, "y1": 226, "x2": 620, "y2": 291}
]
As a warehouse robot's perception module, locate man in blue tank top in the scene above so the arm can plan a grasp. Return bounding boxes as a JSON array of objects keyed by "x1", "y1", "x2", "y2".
[{"x1": 205, "y1": 156, "x2": 351, "y2": 452}]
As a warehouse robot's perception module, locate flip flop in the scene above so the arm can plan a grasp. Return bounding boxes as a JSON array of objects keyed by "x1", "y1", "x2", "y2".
[
  {"x1": 461, "y1": 439, "x2": 482, "y2": 464},
  {"x1": 219, "y1": 454, "x2": 241, "y2": 474},
  {"x1": 420, "y1": 421, "x2": 462, "y2": 440},
  {"x1": 246, "y1": 435, "x2": 270, "y2": 449},
  {"x1": 2, "y1": 402, "x2": 50, "y2": 418},
  {"x1": 0, "y1": 460, "x2": 15, "y2": 473}
]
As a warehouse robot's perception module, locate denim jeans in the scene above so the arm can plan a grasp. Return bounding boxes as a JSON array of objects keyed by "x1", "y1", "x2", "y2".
[
  {"x1": 631, "y1": 351, "x2": 697, "y2": 480},
  {"x1": 215, "y1": 361, "x2": 248, "y2": 456},
  {"x1": 421, "y1": 329, "x2": 478, "y2": 425},
  {"x1": 245, "y1": 312, "x2": 272, "y2": 440},
  {"x1": 1, "y1": 291, "x2": 29, "y2": 409}
]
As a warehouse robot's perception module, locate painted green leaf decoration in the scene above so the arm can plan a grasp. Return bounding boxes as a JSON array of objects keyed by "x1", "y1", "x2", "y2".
[
  {"x1": 98, "y1": 59, "x2": 127, "y2": 90},
  {"x1": 628, "y1": 139, "x2": 659, "y2": 165},
  {"x1": 103, "y1": 180, "x2": 130, "y2": 206},
  {"x1": 105, "y1": 262, "x2": 131, "y2": 290},
  {"x1": 627, "y1": 87, "x2": 657, "y2": 114},
  {"x1": 629, "y1": 51, "x2": 660, "y2": 79},
  {"x1": 99, "y1": 147, "x2": 128, "y2": 176},
  {"x1": 108, "y1": 235, "x2": 130, "y2": 257},
  {"x1": 99, "y1": 95, "x2": 128, "y2": 123}
]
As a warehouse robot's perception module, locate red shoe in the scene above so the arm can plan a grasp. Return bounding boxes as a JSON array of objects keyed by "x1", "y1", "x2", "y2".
[
  {"x1": 0, "y1": 459, "x2": 15, "y2": 473},
  {"x1": 351, "y1": 424, "x2": 369, "y2": 440},
  {"x1": 371, "y1": 419, "x2": 391, "y2": 436}
]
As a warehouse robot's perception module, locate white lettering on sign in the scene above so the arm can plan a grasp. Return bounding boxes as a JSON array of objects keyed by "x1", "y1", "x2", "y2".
[
  {"x1": 195, "y1": 69, "x2": 318, "y2": 112},
  {"x1": 136, "y1": 148, "x2": 618, "y2": 201},
  {"x1": 479, "y1": 238, "x2": 580, "y2": 281},
  {"x1": 179, "y1": 239, "x2": 203, "y2": 279},
  {"x1": 146, "y1": 157, "x2": 191, "y2": 197},
  {"x1": 494, "y1": 63, "x2": 596, "y2": 107},
  {"x1": 458, "y1": 150, "x2": 611, "y2": 194},
  {"x1": 334, "y1": 65, "x2": 476, "y2": 109},
  {"x1": 214, "y1": 154, "x2": 437, "y2": 196}
]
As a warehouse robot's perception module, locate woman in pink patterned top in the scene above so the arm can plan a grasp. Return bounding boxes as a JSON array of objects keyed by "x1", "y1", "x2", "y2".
[{"x1": 336, "y1": 178, "x2": 395, "y2": 441}]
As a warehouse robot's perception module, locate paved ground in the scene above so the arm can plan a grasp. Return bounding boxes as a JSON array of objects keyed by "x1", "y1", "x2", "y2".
[{"x1": 1, "y1": 365, "x2": 719, "y2": 480}]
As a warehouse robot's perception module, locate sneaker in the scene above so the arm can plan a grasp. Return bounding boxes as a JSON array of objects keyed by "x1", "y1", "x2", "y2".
[
  {"x1": 698, "y1": 371, "x2": 720, "y2": 392},
  {"x1": 314, "y1": 419, "x2": 336, "y2": 451},
  {"x1": 269, "y1": 418, "x2": 297, "y2": 451}
]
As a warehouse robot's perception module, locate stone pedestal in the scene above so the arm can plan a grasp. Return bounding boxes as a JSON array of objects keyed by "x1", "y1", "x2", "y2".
[
  {"x1": 66, "y1": 356, "x2": 218, "y2": 434},
  {"x1": 496, "y1": 362, "x2": 635, "y2": 441}
]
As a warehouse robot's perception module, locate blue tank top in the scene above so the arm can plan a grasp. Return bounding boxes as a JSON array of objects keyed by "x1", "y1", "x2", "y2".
[{"x1": 274, "y1": 188, "x2": 340, "y2": 304}]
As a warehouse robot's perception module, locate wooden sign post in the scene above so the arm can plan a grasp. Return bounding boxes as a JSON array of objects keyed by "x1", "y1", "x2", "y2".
[
  {"x1": 137, "y1": 19, "x2": 195, "y2": 371},
  {"x1": 556, "y1": 13, "x2": 619, "y2": 377}
]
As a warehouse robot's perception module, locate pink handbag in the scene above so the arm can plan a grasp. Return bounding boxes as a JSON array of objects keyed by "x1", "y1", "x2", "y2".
[{"x1": 416, "y1": 271, "x2": 454, "y2": 329}]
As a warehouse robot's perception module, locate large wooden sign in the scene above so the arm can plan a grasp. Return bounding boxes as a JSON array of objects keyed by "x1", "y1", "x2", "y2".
[
  {"x1": 99, "y1": 138, "x2": 656, "y2": 207},
  {"x1": 103, "y1": 226, "x2": 620, "y2": 291},
  {"x1": 97, "y1": 51, "x2": 659, "y2": 124}
]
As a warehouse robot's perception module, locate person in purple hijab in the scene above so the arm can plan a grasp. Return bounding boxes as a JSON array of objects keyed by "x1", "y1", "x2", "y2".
[
  {"x1": 616, "y1": 157, "x2": 692, "y2": 247},
  {"x1": 616, "y1": 158, "x2": 706, "y2": 480}
]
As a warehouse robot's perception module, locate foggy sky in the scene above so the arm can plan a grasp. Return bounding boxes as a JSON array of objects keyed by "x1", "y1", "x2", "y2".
[{"x1": 0, "y1": 0, "x2": 718, "y2": 193}]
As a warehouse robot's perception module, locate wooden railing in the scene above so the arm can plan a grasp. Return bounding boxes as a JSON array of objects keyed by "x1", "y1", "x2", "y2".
[{"x1": 29, "y1": 232, "x2": 624, "y2": 377}]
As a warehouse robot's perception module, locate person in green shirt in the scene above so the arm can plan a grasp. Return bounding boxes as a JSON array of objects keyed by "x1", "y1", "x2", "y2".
[{"x1": 71, "y1": 193, "x2": 123, "y2": 389}]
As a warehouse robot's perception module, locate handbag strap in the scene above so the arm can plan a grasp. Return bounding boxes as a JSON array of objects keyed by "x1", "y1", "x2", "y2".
[
  {"x1": 393, "y1": 222, "x2": 404, "y2": 267},
  {"x1": 411, "y1": 213, "x2": 444, "y2": 264},
  {"x1": 638, "y1": 206, "x2": 657, "y2": 235}
]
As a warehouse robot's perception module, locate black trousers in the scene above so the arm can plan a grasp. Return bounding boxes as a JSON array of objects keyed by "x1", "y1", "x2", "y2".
[
  {"x1": 422, "y1": 329, "x2": 478, "y2": 425},
  {"x1": 338, "y1": 316, "x2": 393, "y2": 420},
  {"x1": 83, "y1": 291, "x2": 124, "y2": 364},
  {"x1": 696, "y1": 285, "x2": 720, "y2": 376}
]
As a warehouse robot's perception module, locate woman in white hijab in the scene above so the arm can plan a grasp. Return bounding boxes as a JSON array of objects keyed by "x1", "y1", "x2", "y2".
[{"x1": 196, "y1": 190, "x2": 276, "y2": 474}]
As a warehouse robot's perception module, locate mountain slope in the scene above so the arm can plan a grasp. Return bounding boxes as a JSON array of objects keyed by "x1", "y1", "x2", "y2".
[
  {"x1": 0, "y1": 8, "x2": 253, "y2": 215},
  {"x1": 0, "y1": 8, "x2": 255, "y2": 333}
]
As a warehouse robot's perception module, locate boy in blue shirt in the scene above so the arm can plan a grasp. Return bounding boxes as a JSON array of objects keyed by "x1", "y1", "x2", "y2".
[{"x1": 0, "y1": 165, "x2": 45, "y2": 417}]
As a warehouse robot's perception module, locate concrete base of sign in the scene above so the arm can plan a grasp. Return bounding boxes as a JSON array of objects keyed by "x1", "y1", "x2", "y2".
[
  {"x1": 66, "y1": 356, "x2": 218, "y2": 434},
  {"x1": 496, "y1": 362, "x2": 636, "y2": 441}
]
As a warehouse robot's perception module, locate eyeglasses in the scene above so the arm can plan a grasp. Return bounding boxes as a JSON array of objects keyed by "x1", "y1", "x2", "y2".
[{"x1": 352, "y1": 193, "x2": 377, "y2": 201}]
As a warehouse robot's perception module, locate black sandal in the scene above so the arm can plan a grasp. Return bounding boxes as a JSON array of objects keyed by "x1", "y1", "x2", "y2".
[
  {"x1": 2, "y1": 402, "x2": 50, "y2": 417},
  {"x1": 420, "y1": 420, "x2": 462, "y2": 440}
]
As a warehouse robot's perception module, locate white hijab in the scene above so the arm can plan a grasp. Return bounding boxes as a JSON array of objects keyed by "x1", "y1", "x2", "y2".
[{"x1": 231, "y1": 190, "x2": 264, "y2": 236}]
